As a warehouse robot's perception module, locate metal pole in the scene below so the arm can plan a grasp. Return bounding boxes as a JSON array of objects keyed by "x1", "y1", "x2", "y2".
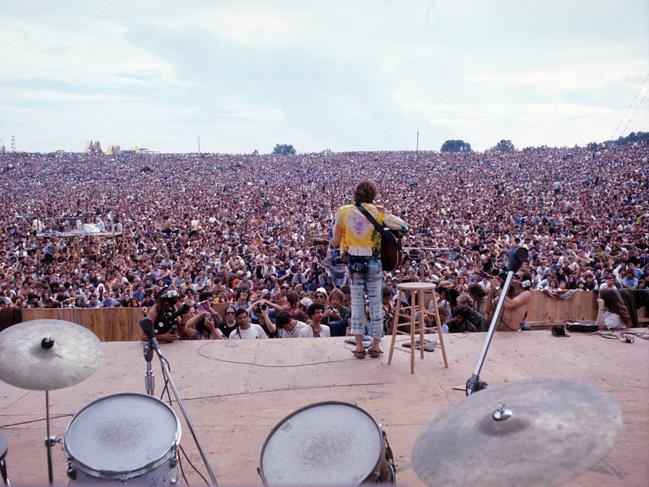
[
  {"x1": 416, "y1": 131, "x2": 419, "y2": 159},
  {"x1": 466, "y1": 270, "x2": 514, "y2": 396},
  {"x1": 44, "y1": 390, "x2": 54, "y2": 485},
  {"x1": 155, "y1": 349, "x2": 219, "y2": 486},
  {"x1": 143, "y1": 343, "x2": 155, "y2": 396}
]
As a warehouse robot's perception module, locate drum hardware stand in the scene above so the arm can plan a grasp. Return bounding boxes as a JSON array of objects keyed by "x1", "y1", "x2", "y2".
[
  {"x1": 139, "y1": 321, "x2": 219, "y2": 486},
  {"x1": 44, "y1": 389, "x2": 56, "y2": 486},
  {"x1": 465, "y1": 246, "x2": 528, "y2": 396},
  {"x1": 143, "y1": 342, "x2": 155, "y2": 396},
  {"x1": 40, "y1": 337, "x2": 56, "y2": 486}
]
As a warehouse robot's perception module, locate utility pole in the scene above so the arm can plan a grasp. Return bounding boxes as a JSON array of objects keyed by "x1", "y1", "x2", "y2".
[
  {"x1": 416, "y1": 131, "x2": 419, "y2": 160},
  {"x1": 197, "y1": 133, "x2": 201, "y2": 154}
]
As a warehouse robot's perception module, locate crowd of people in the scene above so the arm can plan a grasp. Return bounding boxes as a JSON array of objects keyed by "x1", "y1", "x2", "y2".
[{"x1": 0, "y1": 141, "x2": 647, "y2": 338}]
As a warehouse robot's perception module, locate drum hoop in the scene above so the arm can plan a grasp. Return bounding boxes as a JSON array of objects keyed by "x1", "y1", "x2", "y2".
[
  {"x1": 63, "y1": 392, "x2": 181, "y2": 480},
  {"x1": 258, "y1": 401, "x2": 384, "y2": 486}
]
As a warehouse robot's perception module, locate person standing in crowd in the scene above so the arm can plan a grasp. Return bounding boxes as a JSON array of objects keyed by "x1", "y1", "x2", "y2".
[
  {"x1": 330, "y1": 180, "x2": 408, "y2": 359},
  {"x1": 276, "y1": 311, "x2": 308, "y2": 338},
  {"x1": 299, "y1": 303, "x2": 331, "y2": 337},
  {"x1": 229, "y1": 308, "x2": 268, "y2": 339},
  {"x1": 219, "y1": 306, "x2": 238, "y2": 338}
]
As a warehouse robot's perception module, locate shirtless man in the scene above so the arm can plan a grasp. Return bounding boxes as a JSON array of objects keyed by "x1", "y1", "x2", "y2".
[{"x1": 498, "y1": 279, "x2": 532, "y2": 331}]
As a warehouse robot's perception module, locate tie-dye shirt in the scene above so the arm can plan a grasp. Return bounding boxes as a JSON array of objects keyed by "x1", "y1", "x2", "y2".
[{"x1": 331, "y1": 203, "x2": 408, "y2": 257}]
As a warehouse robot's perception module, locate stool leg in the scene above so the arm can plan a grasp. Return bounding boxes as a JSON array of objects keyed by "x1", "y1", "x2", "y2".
[
  {"x1": 387, "y1": 291, "x2": 402, "y2": 365},
  {"x1": 418, "y1": 290, "x2": 425, "y2": 359},
  {"x1": 431, "y1": 291, "x2": 449, "y2": 368},
  {"x1": 410, "y1": 290, "x2": 416, "y2": 374}
]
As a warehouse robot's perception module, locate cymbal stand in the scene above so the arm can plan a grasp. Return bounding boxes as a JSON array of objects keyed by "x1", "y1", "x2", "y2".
[
  {"x1": 44, "y1": 390, "x2": 56, "y2": 485},
  {"x1": 466, "y1": 270, "x2": 514, "y2": 396},
  {"x1": 151, "y1": 341, "x2": 219, "y2": 486}
]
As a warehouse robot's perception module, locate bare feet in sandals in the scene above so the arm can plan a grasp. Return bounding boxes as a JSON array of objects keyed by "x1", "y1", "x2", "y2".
[
  {"x1": 353, "y1": 349, "x2": 366, "y2": 359},
  {"x1": 368, "y1": 348, "x2": 382, "y2": 359}
]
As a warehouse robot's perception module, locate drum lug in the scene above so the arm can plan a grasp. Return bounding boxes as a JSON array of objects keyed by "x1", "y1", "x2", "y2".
[
  {"x1": 169, "y1": 456, "x2": 178, "y2": 468},
  {"x1": 66, "y1": 464, "x2": 77, "y2": 480}
]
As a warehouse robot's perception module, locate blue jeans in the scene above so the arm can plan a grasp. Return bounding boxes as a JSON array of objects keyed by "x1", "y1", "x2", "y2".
[{"x1": 349, "y1": 257, "x2": 384, "y2": 340}]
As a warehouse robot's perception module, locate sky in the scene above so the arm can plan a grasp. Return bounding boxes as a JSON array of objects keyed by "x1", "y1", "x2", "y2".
[{"x1": 0, "y1": 0, "x2": 648, "y2": 153}]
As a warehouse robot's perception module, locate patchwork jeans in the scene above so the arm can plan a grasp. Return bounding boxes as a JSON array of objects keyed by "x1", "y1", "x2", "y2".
[{"x1": 348, "y1": 256, "x2": 384, "y2": 339}]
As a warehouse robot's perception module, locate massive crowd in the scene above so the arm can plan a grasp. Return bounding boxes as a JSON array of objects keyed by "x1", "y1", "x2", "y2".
[{"x1": 0, "y1": 142, "x2": 647, "y2": 337}]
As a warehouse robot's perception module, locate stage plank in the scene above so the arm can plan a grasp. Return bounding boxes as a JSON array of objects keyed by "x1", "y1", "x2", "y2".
[{"x1": 0, "y1": 332, "x2": 647, "y2": 486}]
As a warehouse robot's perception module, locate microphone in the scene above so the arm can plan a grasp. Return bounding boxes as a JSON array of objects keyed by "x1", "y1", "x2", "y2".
[
  {"x1": 507, "y1": 246, "x2": 529, "y2": 273},
  {"x1": 139, "y1": 317, "x2": 159, "y2": 350}
]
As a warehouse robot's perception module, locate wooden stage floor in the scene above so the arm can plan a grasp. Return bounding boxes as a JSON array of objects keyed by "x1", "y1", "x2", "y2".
[{"x1": 1, "y1": 331, "x2": 648, "y2": 486}]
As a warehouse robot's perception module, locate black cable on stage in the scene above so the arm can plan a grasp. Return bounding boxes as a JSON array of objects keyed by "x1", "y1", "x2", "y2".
[{"x1": 196, "y1": 341, "x2": 356, "y2": 367}]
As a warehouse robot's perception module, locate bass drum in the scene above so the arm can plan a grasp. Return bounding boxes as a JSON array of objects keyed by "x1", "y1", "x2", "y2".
[
  {"x1": 259, "y1": 401, "x2": 395, "y2": 486},
  {"x1": 64, "y1": 393, "x2": 181, "y2": 485}
]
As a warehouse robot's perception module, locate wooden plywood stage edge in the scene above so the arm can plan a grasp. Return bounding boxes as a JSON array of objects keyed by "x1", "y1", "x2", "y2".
[{"x1": 1, "y1": 331, "x2": 648, "y2": 486}]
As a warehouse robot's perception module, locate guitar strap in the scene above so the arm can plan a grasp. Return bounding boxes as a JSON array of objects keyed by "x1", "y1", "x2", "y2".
[{"x1": 355, "y1": 203, "x2": 397, "y2": 245}]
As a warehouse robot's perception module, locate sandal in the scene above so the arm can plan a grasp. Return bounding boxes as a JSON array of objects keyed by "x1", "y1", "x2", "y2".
[
  {"x1": 353, "y1": 349, "x2": 366, "y2": 359},
  {"x1": 368, "y1": 348, "x2": 382, "y2": 359}
]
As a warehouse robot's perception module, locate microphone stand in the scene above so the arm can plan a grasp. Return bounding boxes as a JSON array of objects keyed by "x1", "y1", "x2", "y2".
[
  {"x1": 466, "y1": 270, "x2": 514, "y2": 396},
  {"x1": 143, "y1": 342, "x2": 155, "y2": 396},
  {"x1": 148, "y1": 337, "x2": 219, "y2": 487}
]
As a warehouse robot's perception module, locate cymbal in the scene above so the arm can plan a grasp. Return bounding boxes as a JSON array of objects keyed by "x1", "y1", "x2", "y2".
[
  {"x1": 412, "y1": 378, "x2": 623, "y2": 487},
  {"x1": 0, "y1": 319, "x2": 103, "y2": 391}
]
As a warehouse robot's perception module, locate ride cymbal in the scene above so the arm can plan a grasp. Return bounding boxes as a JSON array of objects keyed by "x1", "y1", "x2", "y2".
[
  {"x1": 0, "y1": 319, "x2": 103, "y2": 391},
  {"x1": 412, "y1": 378, "x2": 622, "y2": 487}
]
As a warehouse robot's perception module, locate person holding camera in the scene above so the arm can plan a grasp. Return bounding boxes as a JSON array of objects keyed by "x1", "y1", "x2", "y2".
[
  {"x1": 139, "y1": 287, "x2": 190, "y2": 343},
  {"x1": 249, "y1": 299, "x2": 278, "y2": 337},
  {"x1": 182, "y1": 311, "x2": 224, "y2": 340}
]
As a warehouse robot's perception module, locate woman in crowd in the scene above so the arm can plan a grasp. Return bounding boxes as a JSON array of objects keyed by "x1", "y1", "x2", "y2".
[{"x1": 596, "y1": 289, "x2": 632, "y2": 330}]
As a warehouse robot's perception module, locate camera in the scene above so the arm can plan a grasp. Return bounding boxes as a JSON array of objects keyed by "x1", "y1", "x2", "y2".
[{"x1": 261, "y1": 303, "x2": 268, "y2": 311}]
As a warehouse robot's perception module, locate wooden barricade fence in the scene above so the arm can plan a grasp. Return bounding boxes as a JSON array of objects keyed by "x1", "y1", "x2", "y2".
[
  {"x1": 20, "y1": 308, "x2": 145, "y2": 342},
  {"x1": 14, "y1": 292, "x2": 646, "y2": 341},
  {"x1": 526, "y1": 290, "x2": 597, "y2": 328}
]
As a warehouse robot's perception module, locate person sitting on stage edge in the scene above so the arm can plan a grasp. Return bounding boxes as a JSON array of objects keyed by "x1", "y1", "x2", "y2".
[
  {"x1": 330, "y1": 180, "x2": 408, "y2": 359},
  {"x1": 299, "y1": 303, "x2": 331, "y2": 337},
  {"x1": 596, "y1": 289, "x2": 631, "y2": 330},
  {"x1": 499, "y1": 279, "x2": 533, "y2": 331},
  {"x1": 229, "y1": 308, "x2": 269, "y2": 339}
]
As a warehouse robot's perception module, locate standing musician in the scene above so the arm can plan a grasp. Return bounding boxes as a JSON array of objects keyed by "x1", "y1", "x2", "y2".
[{"x1": 330, "y1": 180, "x2": 408, "y2": 359}]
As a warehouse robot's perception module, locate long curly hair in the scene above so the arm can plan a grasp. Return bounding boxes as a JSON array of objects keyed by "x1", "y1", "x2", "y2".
[
  {"x1": 354, "y1": 180, "x2": 378, "y2": 204},
  {"x1": 599, "y1": 289, "x2": 631, "y2": 326}
]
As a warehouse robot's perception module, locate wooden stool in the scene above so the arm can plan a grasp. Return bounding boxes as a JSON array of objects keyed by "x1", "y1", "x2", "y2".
[
  {"x1": 387, "y1": 282, "x2": 449, "y2": 374},
  {"x1": 0, "y1": 435, "x2": 9, "y2": 486}
]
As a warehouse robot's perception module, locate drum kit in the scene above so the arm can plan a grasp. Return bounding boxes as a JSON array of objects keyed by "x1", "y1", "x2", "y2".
[{"x1": 0, "y1": 320, "x2": 624, "y2": 486}]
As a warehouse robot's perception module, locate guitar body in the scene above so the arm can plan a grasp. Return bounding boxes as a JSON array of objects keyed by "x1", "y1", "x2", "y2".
[{"x1": 381, "y1": 230, "x2": 403, "y2": 272}]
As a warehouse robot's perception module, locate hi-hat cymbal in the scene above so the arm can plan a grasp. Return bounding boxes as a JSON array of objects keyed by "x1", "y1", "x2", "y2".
[
  {"x1": 412, "y1": 378, "x2": 623, "y2": 487},
  {"x1": 0, "y1": 319, "x2": 103, "y2": 391}
]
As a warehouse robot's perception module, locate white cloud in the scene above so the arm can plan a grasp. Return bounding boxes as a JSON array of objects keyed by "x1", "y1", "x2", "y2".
[{"x1": 0, "y1": 17, "x2": 177, "y2": 86}]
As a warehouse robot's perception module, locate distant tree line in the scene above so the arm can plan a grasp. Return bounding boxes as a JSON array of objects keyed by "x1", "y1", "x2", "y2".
[
  {"x1": 610, "y1": 131, "x2": 649, "y2": 146},
  {"x1": 272, "y1": 144, "x2": 296, "y2": 155}
]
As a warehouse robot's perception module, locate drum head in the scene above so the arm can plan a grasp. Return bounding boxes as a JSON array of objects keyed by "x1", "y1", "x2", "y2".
[
  {"x1": 260, "y1": 402, "x2": 383, "y2": 486},
  {"x1": 64, "y1": 393, "x2": 180, "y2": 477}
]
